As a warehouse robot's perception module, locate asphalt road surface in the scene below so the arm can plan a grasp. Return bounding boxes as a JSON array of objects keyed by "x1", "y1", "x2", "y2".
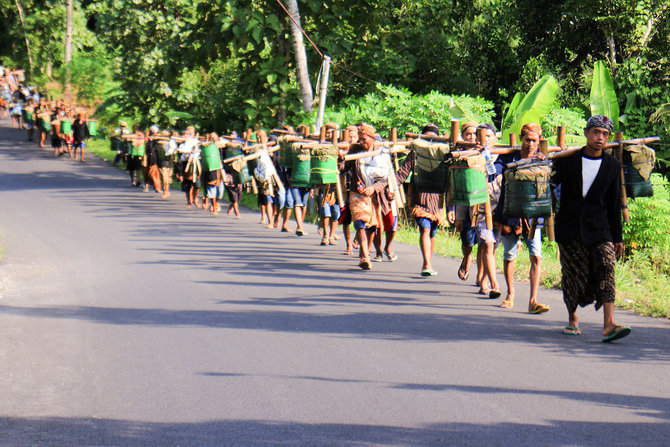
[{"x1": 1, "y1": 118, "x2": 669, "y2": 446}]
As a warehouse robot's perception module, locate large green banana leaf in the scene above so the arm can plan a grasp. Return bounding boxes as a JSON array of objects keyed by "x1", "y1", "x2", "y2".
[
  {"x1": 590, "y1": 61, "x2": 620, "y2": 130},
  {"x1": 501, "y1": 75, "x2": 559, "y2": 144}
]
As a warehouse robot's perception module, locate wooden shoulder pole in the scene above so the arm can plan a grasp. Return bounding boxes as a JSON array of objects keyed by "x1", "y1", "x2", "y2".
[
  {"x1": 509, "y1": 133, "x2": 517, "y2": 147},
  {"x1": 557, "y1": 126, "x2": 566, "y2": 150},
  {"x1": 539, "y1": 140, "x2": 549, "y2": 158},
  {"x1": 614, "y1": 131, "x2": 629, "y2": 223},
  {"x1": 450, "y1": 120, "x2": 460, "y2": 145},
  {"x1": 319, "y1": 126, "x2": 327, "y2": 143}
]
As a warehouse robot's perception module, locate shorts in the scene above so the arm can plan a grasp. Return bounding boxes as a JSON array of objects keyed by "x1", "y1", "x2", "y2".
[
  {"x1": 73, "y1": 141, "x2": 85, "y2": 149},
  {"x1": 380, "y1": 211, "x2": 397, "y2": 232},
  {"x1": 416, "y1": 217, "x2": 438, "y2": 238},
  {"x1": 354, "y1": 220, "x2": 377, "y2": 231},
  {"x1": 460, "y1": 216, "x2": 476, "y2": 248},
  {"x1": 475, "y1": 222, "x2": 501, "y2": 245},
  {"x1": 283, "y1": 189, "x2": 294, "y2": 209},
  {"x1": 206, "y1": 183, "x2": 225, "y2": 199},
  {"x1": 319, "y1": 202, "x2": 341, "y2": 220},
  {"x1": 290, "y1": 187, "x2": 310, "y2": 208},
  {"x1": 51, "y1": 135, "x2": 62, "y2": 148},
  {"x1": 502, "y1": 228, "x2": 542, "y2": 261}
]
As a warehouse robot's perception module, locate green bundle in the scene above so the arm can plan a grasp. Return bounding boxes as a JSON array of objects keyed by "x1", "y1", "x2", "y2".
[
  {"x1": 411, "y1": 139, "x2": 451, "y2": 194},
  {"x1": 291, "y1": 143, "x2": 312, "y2": 187},
  {"x1": 450, "y1": 155, "x2": 488, "y2": 206},
  {"x1": 310, "y1": 145, "x2": 339, "y2": 184},
  {"x1": 502, "y1": 163, "x2": 552, "y2": 218}
]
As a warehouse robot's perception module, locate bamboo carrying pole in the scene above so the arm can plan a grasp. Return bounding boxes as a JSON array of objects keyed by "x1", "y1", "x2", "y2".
[{"x1": 614, "y1": 131, "x2": 630, "y2": 223}]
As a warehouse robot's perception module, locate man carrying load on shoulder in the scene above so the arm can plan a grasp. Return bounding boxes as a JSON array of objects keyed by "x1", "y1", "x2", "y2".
[
  {"x1": 553, "y1": 115, "x2": 630, "y2": 342},
  {"x1": 494, "y1": 123, "x2": 549, "y2": 313},
  {"x1": 396, "y1": 124, "x2": 446, "y2": 276},
  {"x1": 453, "y1": 122, "x2": 479, "y2": 283},
  {"x1": 339, "y1": 123, "x2": 382, "y2": 270},
  {"x1": 464, "y1": 123, "x2": 503, "y2": 297}
]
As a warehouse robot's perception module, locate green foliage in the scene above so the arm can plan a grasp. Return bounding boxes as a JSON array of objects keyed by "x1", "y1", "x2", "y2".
[
  {"x1": 623, "y1": 174, "x2": 670, "y2": 275},
  {"x1": 590, "y1": 61, "x2": 620, "y2": 130},
  {"x1": 542, "y1": 107, "x2": 587, "y2": 145},
  {"x1": 501, "y1": 75, "x2": 559, "y2": 144},
  {"x1": 296, "y1": 83, "x2": 495, "y2": 135}
]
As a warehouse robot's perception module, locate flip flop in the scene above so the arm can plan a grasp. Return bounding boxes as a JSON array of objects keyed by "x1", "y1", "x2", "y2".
[
  {"x1": 602, "y1": 325, "x2": 632, "y2": 343},
  {"x1": 359, "y1": 260, "x2": 371, "y2": 270},
  {"x1": 563, "y1": 326, "x2": 581, "y2": 336},
  {"x1": 500, "y1": 298, "x2": 514, "y2": 309},
  {"x1": 529, "y1": 303, "x2": 550, "y2": 314},
  {"x1": 384, "y1": 251, "x2": 398, "y2": 262},
  {"x1": 488, "y1": 289, "x2": 501, "y2": 299},
  {"x1": 478, "y1": 288, "x2": 490, "y2": 295},
  {"x1": 420, "y1": 269, "x2": 437, "y2": 277},
  {"x1": 457, "y1": 266, "x2": 470, "y2": 281}
]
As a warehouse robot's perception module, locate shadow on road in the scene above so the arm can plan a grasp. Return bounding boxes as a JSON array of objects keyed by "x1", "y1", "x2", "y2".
[{"x1": 0, "y1": 414, "x2": 668, "y2": 446}]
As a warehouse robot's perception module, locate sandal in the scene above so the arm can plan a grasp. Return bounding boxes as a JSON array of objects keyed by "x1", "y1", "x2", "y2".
[
  {"x1": 563, "y1": 326, "x2": 581, "y2": 336},
  {"x1": 384, "y1": 251, "x2": 398, "y2": 262},
  {"x1": 488, "y1": 289, "x2": 501, "y2": 299},
  {"x1": 457, "y1": 266, "x2": 470, "y2": 281},
  {"x1": 420, "y1": 269, "x2": 438, "y2": 277},
  {"x1": 602, "y1": 325, "x2": 631, "y2": 343},
  {"x1": 359, "y1": 259, "x2": 371, "y2": 270},
  {"x1": 500, "y1": 297, "x2": 514, "y2": 309},
  {"x1": 478, "y1": 287, "x2": 490, "y2": 295},
  {"x1": 529, "y1": 303, "x2": 550, "y2": 314}
]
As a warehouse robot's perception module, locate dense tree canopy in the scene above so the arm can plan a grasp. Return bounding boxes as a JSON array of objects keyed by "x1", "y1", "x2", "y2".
[{"x1": 1, "y1": 0, "x2": 668, "y2": 148}]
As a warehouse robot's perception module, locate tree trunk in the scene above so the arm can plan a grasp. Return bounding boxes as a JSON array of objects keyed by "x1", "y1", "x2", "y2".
[
  {"x1": 286, "y1": 0, "x2": 313, "y2": 113},
  {"x1": 604, "y1": 23, "x2": 617, "y2": 76},
  {"x1": 14, "y1": 0, "x2": 34, "y2": 79},
  {"x1": 64, "y1": 0, "x2": 73, "y2": 92}
]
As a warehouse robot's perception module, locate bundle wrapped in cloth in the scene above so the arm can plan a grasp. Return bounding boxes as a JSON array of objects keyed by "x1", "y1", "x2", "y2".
[
  {"x1": 503, "y1": 162, "x2": 552, "y2": 218},
  {"x1": 411, "y1": 139, "x2": 451, "y2": 194},
  {"x1": 226, "y1": 141, "x2": 252, "y2": 184},
  {"x1": 450, "y1": 155, "x2": 488, "y2": 206},
  {"x1": 277, "y1": 135, "x2": 301, "y2": 168},
  {"x1": 310, "y1": 144, "x2": 339, "y2": 184},
  {"x1": 623, "y1": 144, "x2": 655, "y2": 198},
  {"x1": 291, "y1": 142, "x2": 312, "y2": 187}
]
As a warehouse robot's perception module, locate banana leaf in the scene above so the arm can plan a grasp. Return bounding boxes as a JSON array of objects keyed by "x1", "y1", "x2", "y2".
[
  {"x1": 501, "y1": 75, "x2": 559, "y2": 144},
  {"x1": 590, "y1": 61, "x2": 620, "y2": 131},
  {"x1": 449, "y1": 99, "x2": 478, "y2": 124},
  {"x1": 649, "y1": 103, "x2": 670, "y2": 124},
  {"x1": 501, "y1": 92, "x2": 523, "y2": 133}
]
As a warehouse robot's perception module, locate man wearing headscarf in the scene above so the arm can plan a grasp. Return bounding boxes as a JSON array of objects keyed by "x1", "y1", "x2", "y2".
[
  {"x1": 552, "y1": 115, "x2": 630, "y2": 342},
  {"x1": 338, "y1": 123, "x2": 383, "y2": 270},
  {"x1": 494, "y1": 123, "x2": 549, "y2": 314}
]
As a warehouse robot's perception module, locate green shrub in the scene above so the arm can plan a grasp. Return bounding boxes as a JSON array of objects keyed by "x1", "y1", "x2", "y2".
[{"x1": 623, "y1": 173, "x2": 670, "y2": 275}]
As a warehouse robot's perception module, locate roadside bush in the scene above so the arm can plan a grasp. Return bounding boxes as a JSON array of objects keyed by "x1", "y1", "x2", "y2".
[{"x1": 623, "y1": 174, "x2": 670, "y2": 275}]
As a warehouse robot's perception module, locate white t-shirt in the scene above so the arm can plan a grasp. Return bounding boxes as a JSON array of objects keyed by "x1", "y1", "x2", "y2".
[{"x1": 582, "y1": 156, "x2": 602, "y2": 197}]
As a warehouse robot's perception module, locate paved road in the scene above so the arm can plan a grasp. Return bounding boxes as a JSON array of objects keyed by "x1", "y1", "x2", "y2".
[{"x1": 0, "y1": 119, "x2": 669, "y2": 446}]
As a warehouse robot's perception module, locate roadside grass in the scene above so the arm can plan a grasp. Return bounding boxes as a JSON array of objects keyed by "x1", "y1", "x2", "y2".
[{"x1": 84, "y1": 138, "x2": 669, "y2": 318}]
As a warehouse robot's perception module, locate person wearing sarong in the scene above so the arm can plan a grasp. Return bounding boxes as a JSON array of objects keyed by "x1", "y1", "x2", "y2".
[
  {"x1": 157, "y1": 131, "x2": 177, "y2": 199},
  {"x1": 494, "y1": 123, "x2": 549, "y2": 313},
  {"x1": 338, "y1": 125, "x2": 359, "y2": 255},
  {"x1": 339, "y1": 123, "x2": 381, "y2": 270},
  {"x1": 396, "y1": 124, "x2": 446, "y2": 276},
  {"x1": 222, "y1": 135, "x2": 244, "y2": 219},
  {"x1": 144, "y1": 125, "x2": 163, "y2": 193},
  {"x1": 50, "y1": 107, "x2": 64, "y2": 157},
  {"x1": 553, "y1": 115, "x2": 630, "y2": 342}
]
